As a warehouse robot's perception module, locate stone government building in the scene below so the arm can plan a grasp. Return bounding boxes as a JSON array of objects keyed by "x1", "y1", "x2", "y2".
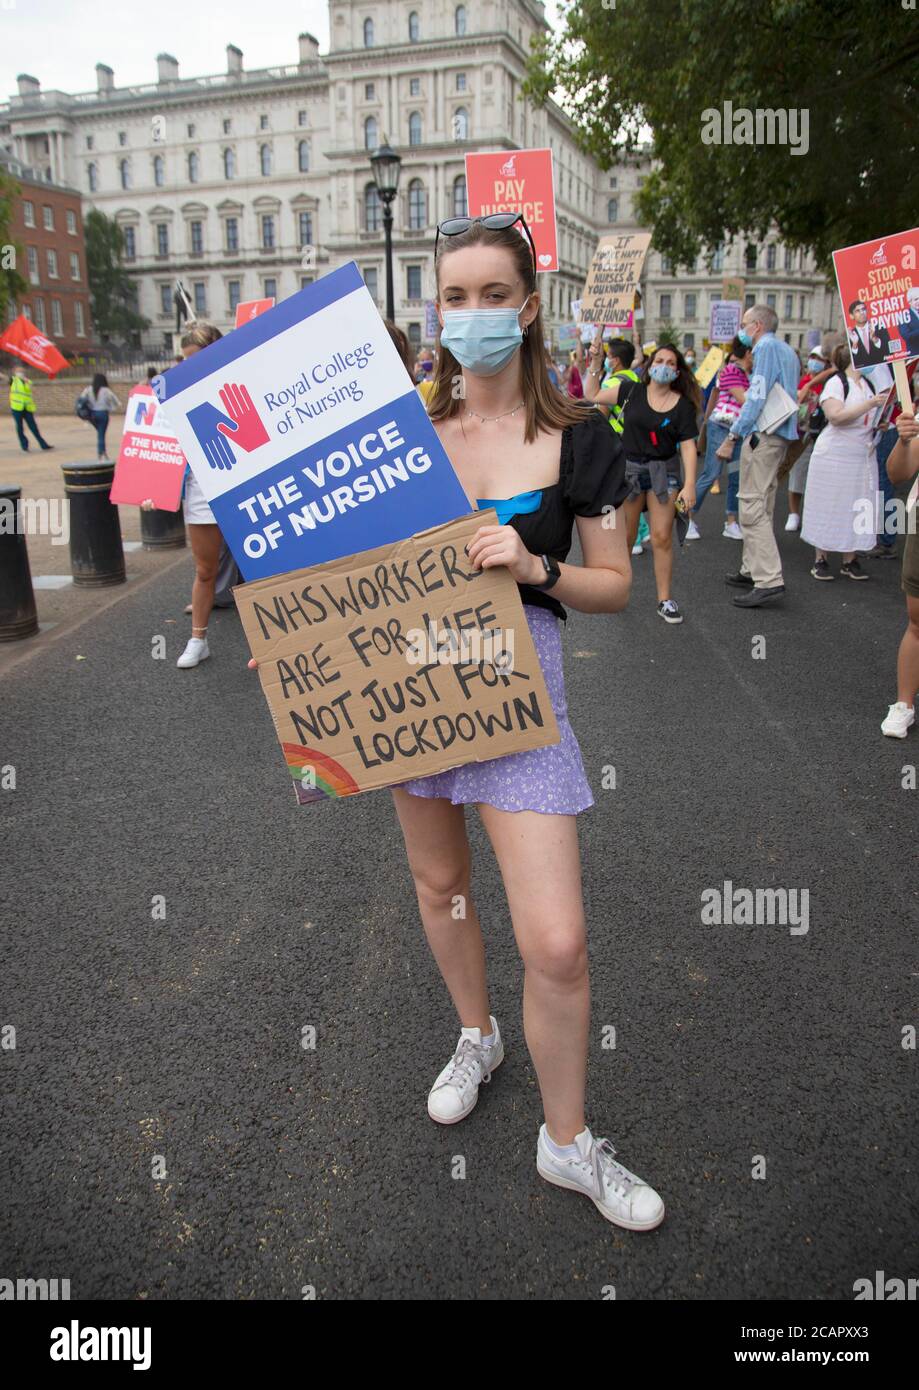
[{"x1": 1, "y1": 0, "x2": 839, "y2": 357}]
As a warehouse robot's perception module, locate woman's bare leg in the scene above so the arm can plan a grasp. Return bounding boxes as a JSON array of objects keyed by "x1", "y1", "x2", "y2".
[
  {"x1": 187, "y1": 523, "x2": 222, "y2": 636},
  {"x1": 897, "y1": 594, "x2": 919, "y2": 706},
  {"x1": 646, "y1": 489, "x2": 676, "y2": 603}
]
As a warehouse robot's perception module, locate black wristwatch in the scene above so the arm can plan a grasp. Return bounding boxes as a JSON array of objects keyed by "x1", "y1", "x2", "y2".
[{"x1": 532, "y1": 553, "x2": 561, "y2": 590}]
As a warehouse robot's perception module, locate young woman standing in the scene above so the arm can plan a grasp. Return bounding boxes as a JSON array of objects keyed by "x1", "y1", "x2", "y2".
[
  {"x1": 78, "y1": 373, "x2": 121, "y2": 461},
  {"x1": 693, "y1": 336, "x2": 752, "y2": 539},
  {"x1": 250, "y1": 216, "x2": 664, "y2": 1231},
  {"x1": 584, "y1": 331, "x2": 699, "y2": 623}
]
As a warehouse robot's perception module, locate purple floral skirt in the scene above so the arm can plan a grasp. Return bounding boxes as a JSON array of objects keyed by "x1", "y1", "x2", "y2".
[{"x1": 398, "y1": 605, "x2": 594, "y2": 816}]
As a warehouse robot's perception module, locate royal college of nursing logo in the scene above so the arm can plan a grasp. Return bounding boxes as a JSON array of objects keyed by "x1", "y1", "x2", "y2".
[{"x1": 187, "y1": 382, "x2": 270, "y2": 472}]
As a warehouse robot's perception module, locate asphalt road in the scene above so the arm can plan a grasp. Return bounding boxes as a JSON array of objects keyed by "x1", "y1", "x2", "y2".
[{"x1": 2, "y1": 503, "x2": 916, "y2": 1301}]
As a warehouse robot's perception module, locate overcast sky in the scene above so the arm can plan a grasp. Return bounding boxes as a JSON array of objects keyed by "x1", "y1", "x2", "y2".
[{"x1": 0, "y1": 0, "x2": 564, "y2": 99}]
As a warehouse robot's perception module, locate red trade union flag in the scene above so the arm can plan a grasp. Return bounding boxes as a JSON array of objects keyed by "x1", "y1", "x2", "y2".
[{"x1": 0, "y1": 314, "x2": 70, "y2": 376}]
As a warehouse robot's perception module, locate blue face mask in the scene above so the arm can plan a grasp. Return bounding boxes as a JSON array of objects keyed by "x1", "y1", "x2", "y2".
[
  {"x1": 806, "y1": 357, "x2": 823, "y2": 373},
  {"x1": 738, "y1": 329, "x2": 754, "y2": 348},
  {"x1": 649, "y1": 363, "x2": 678, "y2": 385},
  {"x1": 440, "y1": 297, "x2": 531, "y2": 376}
]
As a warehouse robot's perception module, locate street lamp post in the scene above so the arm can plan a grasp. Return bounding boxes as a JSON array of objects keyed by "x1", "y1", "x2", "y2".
[{"x1": 370, "y1": 138, "x2": 402, "y2": 322}]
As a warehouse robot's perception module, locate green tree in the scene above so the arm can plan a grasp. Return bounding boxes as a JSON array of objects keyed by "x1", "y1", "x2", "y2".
[
  {"x1": 0, "y1": 172, "x2": 28, "y2": 322},
  {"x1": 655, "y1": 320, "x2": 682, "y2": 350},
  {"x1": 85, "y1": 208, "x2": 149, "y2": 343},
  {"x1": 525, "y1": 0, "x2": 919, "y2": 269}
]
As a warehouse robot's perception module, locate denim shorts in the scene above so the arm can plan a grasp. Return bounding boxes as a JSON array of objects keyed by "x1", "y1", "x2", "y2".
[{"x1": 625, "y1": 461, "x2": 680, "y2": 496}]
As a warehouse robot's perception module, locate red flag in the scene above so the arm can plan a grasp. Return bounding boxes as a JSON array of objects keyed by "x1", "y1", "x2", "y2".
[{"x1": 0, "y1": 314, "x2": 70, "y2": 377}]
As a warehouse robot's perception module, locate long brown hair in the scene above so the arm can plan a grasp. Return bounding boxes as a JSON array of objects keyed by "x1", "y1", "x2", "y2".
[
  {"x1": 638, "y1": 342, "x2": 702, "y2": 412},
  {"x1": 428, "y1": 221, "x2": 591, "y2": 443}
]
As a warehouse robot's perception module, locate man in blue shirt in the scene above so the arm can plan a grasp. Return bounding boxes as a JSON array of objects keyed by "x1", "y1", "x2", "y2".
[{"x1": 717, "y1": 304, "x2": 800, "y2": 607}]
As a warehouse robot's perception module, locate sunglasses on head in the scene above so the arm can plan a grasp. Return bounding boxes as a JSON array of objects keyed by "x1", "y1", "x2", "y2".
[{"x1": 435, "y1": 212, "x2": 537, "y2": 269}]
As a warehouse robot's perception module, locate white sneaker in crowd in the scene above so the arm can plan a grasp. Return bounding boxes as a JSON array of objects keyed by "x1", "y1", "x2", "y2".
[
  {"x1": 630, "y1": 540, "x2": 644, "y2": 556},
  {"x1": 722, "y1": 521, "x2": 743, "y2": 540},
  {"x1": 785, "y1": 513, "x2": 801, "y2": 532},
  {"x1": 881, "y1": 703, "x2": 915, "y2": 739},
  {"x1": 685, "y1": 519, "x2": 701, "y2": 540},
  {"x1": 427, "y1": 1016, "x2": 503, "y2": 1124},
  {"x1": 176, "y1": 636, "x2": 210, "y2": 669},
  {"x1": 536, "y1": 1125, "x2": 665, "y2": 1231}
]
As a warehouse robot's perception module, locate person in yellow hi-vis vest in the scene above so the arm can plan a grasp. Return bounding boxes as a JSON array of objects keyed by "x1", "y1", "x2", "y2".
[{"x1": 9, "y1": 366, "x2": 54, "y2": 453}]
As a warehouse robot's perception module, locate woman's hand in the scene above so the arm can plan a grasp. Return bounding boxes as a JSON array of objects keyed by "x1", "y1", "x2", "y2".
[
  {"x1": 895, "y1": 411, "x2": 919, "y2": 442},
  {"x1": 247, "y1": 658, "x2": 259, "y2": 670},
  {"x1": 715, "y1": 436, "x2": 736, "y2": 461},
  {"x1": 140, "y1": 497, "x2": 155, "y2": 511},
  {"x1": 466, "y1": 524, "x2": 543, "y2": 586},
  {"x1": 587, "y1": 325, "x2": 605, "y2": 371},
  {"x1": 677, "y1": 485, "x2": 697, "y2": 513}
]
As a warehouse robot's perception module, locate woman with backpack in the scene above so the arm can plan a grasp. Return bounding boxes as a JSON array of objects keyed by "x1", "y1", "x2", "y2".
[
  {"x1": 77, "y1": 374, "x2": 120, "y2": 461},
  {"x1": 800, "y1": 345, "x2": 888, "y2": 581},
  {"x1": 692, "y1": 335, "x2": 753, "y2": 540}
]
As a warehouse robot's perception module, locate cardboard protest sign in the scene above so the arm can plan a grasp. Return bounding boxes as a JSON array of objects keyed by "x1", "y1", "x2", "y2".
[
  {"x1": 235, "y1": 297, "x2": 275, "y2": 328},
  {"x1": 557, "y1": 324, "x2": 578, "y2": 352},
  {"x1": 465, "y1": 148, "x2": 558, "y2": 272},
  {"x1": 832, "y1": 228, "x2": 919, "y2": 371},
  {"x1": 234, "y1": 510, "x2": 561, "y2": 805},
  {"x1": 722, "y1": 274, "x2": 746, "y2": 304},
  {"x1": 157, "y1": 262, "x2": 471, "y2": 581},
  {"x1": 579, "y1": 233, "x2": 652, "y2": 325},
  {"x1": 709, "y1": 300, "x2": 742, "y2": 343},
  {"x1": 695, "y1": 347, "x2": 724, "y2": 389},
  {"x1": 109, "y1": 385, "x2": 186, "y2": 511},
  {"x1": 424, "y1": 301, "x2": 439, "y2": 339}
]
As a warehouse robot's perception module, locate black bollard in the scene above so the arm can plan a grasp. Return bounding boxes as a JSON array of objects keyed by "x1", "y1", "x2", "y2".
[
  {"x1": 62, "y1": 461, "x2": 125, "y2": 587},
  {"x1": 140, "y1": 501, "x2": 186, "y2": 550},
  {"x1": 0, "y1": 485, "x2": 40, "y2": 641}
]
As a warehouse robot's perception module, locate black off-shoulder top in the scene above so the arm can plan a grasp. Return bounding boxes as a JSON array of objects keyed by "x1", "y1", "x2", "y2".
[{"x1": 476, "y1": 407, "x2": 629, "y2": 621}]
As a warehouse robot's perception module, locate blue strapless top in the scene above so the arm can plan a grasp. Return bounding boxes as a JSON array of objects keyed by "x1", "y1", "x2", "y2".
[{"x1": 476, "y1": 489, "x2": 543, "y2": 525}]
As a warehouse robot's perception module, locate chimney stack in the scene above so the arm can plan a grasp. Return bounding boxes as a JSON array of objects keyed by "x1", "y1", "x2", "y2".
[
  {"x1": 156, "y1": 53, "x2": 179, "y2": 85},
  {"x1": 298, "y1": 33, "x2": 320, "y2": 65},
  {"x1": 226, "y1": 44, "x2": 243, "y2": 77},
  {"x1": 16, "y1": 74, "x2": 41, "y2": 100},
  {"x1": 95, "y1": 64, "x2": 114, "y2": 95}
]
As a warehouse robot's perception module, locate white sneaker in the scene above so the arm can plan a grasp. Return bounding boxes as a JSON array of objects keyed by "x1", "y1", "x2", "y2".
[
  {"x1": 427, "y1": 1016, "x2": 503, "y2": 1124},
  {"x1": 536, "y1": 1125, "x2": 665, "y2": 1231},
  {"x1": 631, "y1": 540, "x2": 644, "y2": 556},
  {"x1": 685, "y1": 519, "x2": 701, "y2": 540},
  {"x1": 785, "y1": 513, "x2": 801, "y2": 532},
  {"x1": 881, "y1": 702, "x2": 915, "y2": 738},
  {"x1": 722, "y1": 521, "x2": 743, "y2": 540},
  {"x1": 176, "y1": 636, "x2": 210, "y2": 668}
]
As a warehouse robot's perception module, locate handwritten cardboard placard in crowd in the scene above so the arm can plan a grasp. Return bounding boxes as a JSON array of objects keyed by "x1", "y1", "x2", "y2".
[
  {"x1": 234, "y1": 511, "x2": 561, "y2": 806},
  {"x1": 579, "y1": 232, "x2": 652, "y2": 326}
]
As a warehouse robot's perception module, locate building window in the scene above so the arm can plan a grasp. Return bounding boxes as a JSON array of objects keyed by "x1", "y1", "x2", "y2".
[
  {"x1": 46, "y1": 249, "x2": 59, "y2": 279},
  {"x1": 661, "y1": 255, "x2": 672, "y2": 273},
  {"x1": 151, "y1": 155, "x2": 163, "y2": 187},
  {"x1": 228, "y1": 280, "x2": 241, "y2": 313},
  {"x1": 363, "y1": 266, "x2": 379, "y2": 301},
  {"x1": 225, "y1": 217, "x2": 239, "y2": 252},
  {"x1": 453, "y1": 174, "x2": 467, "y2": 217},
  {"x1": 87, "y1": 162, "x2": 97, "y2": 192},
  {"x1": 300, "y1": 275, "x2": 315, "y2": 290},
  {"x1": 766, "y1": 292, "x2": 776, "y2": 310},
  {"x1": 298, "y1": 140, "x2": 310, "y2": 173},
  {"x1": 745, "y1": 243, "x2": 757, "y2": 272},
  {"x1": 800, "y1": 294, "x2": 806, "y2": 319},
  {"x1": 85, "y1": 135, "x2": 94, "y2": 151},
  {"x1": 409, "y1": 112, "x2": 422, "y2": 146},
  {"x1": 27, "y1": 246, "x2": 39, "y2": 284},
  {"x1": 455, "y1": 5, "x2": 467, "y2": 36},
  {"x1": 187, "y1": 122, "x2": 196, "y2": 138},
  {"x1": 410, "y1": 77, "x2": 421, "y2": 97},
  {"x1": 259, "y1": 114, "x2": 269, "y2": 131},
  {"x1": 784, "y1": 246, "x2": 793, "y2": 271},
  {"x1": 33, "y1": 298, "x2": 46, "y2": 332},
  {"x1": 784, "y1": 293, "x2": 793, "y2": 319},
  {"x1": 298, "y1": 211, "x2": 313, "y2": 247},
  {"x1": 684, "y1": 292, "x2": 696, "y2": 319},
  {"x1": 193, "y1": 282, "x2": 207, "y2": 315},
  {"x1": 118, "y1": 131, "x2": 127, "y2": 147},
  {"x1": 23, "y1": 201, "x2": 35, "y2": 227},
  {"x1": 298, "y1": 110, "x2": 308, "y2": 126},
  {"x1": 223, "y1": 118, "x2": 232, "y2": 134},
  {"x1": 223, "y1": 148, "x2": 235, "y2": 179},
  {"x1": 42, "y1": 205, "x2": 54, "y2": 231},
  {"x1": 156, "y1": 223, "x2": 169, "y2": 256},
  {"x1": 160, "y1": 284, "x2": 172, "y2": 314},
  {"x1": 263, "y1": 277, "x2": 277, "y2": 300},
  {"x1": 408, "y1": 179, "x2": 427, "y2": 230},
  {"x1": 452, "y1": 108, "x2": 469, "y2": 140},
  {"x1": 408, "y1": 322, "x2": 421, "y2": 347},
  {"x1": 659, "y1": 293, "x2": 671, "y2": 317},
  {"x1": 260, "y1": 145, "x2": 272, "y2": 176},
  {"x1": 364, "y1": 183, "x2": 382, "y2": 231},
  {"x1": 119, "y1": 158, "x2": 131, "y2": 190},
  {"x1": 364, "y1": 83, "x2": 375, "y2": 100},
  {"x1": 190, "y1": 220, "x2": 203, "y2": 254},
  {"x1": 456, "y1": 72, "x2": 467, "y2": 93},
  {"x1": 607, "y1": 197, "x2": 618, "y2": 222},
  {"x1": 363, "y1": 17, "x2": 374, "y2": 47},
  {"x1": 745, "y1": 292, "x2": 755, "y2": 308},
  {"x1": 711, "y1": 244, "x2": 725, "y2": 272},
  {"x1": 683, "y1": 333, "x2": 695, "y2": 351},
  {"x1": 123, "y1": 226, "x2": 136, "y2": 260},
  {"x1": 261, "y1": 215, "x2": 275, "y2": 250},
  {"x1": 766, "y1": 244, "x2": 777, "y2": 271},
  {"x1": 188, "y1": 151, "x2": 199, "y2": 183},
  {"x1": 364, "y1": 116, "x2": 379, "y2": 151},
  {"x1": 50, "y1": 299, "x2": 63, "y2": 336},
  {"x1": 75, "y1": 301, "x2": 85, "y2": 336},
  {"x1": 609, "y1": 176, "x2": 618, "y2": 189},
  {"x1": 409, "y1": 10, "x2": 420, "y2": 41},
  {"x1": 406, "y1": 265, "x2": 422, "y2": 300},
  {"x1": 70, "y1": 251, "x2": 81, "y2": 280},
  {"x1": 66, "y1": 209, "x2": 77, "y2": 235}
]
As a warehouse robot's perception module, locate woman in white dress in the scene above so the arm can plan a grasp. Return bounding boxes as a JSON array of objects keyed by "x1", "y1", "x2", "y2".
[
  {"x1": 801, "y1": 344, "x2": 888, "y2": 581},
  {"x1": 175, "y1": 322, "x2": 226, "y2": 668}
]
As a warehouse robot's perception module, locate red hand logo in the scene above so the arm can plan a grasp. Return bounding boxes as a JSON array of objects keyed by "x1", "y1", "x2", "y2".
[{"x1": 215, "y1": 382, "x2": 270, "y2": 452}]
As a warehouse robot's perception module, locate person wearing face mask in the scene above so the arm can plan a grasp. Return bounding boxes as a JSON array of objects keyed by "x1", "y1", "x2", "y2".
[
  {"x1": 693, "y1": 335, "x2": 753, "y2": 540},
  {"x1": 585, "y1": 331, "x2": 700, "y2": 623},
  {"x1": 717, "y1": 304, "x2": 800, "y2": 607},
  {"x1": 784, "y1": 347, "x2": 836, "y2": 532},
  {"x1": 364, "y1": 212, "x2": 664, "y2": 1233}
]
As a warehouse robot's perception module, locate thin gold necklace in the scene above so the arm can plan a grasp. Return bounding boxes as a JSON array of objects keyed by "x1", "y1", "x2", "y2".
[{"x1": 464, "y1": 401, "x2": 526, "y2": 423}]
